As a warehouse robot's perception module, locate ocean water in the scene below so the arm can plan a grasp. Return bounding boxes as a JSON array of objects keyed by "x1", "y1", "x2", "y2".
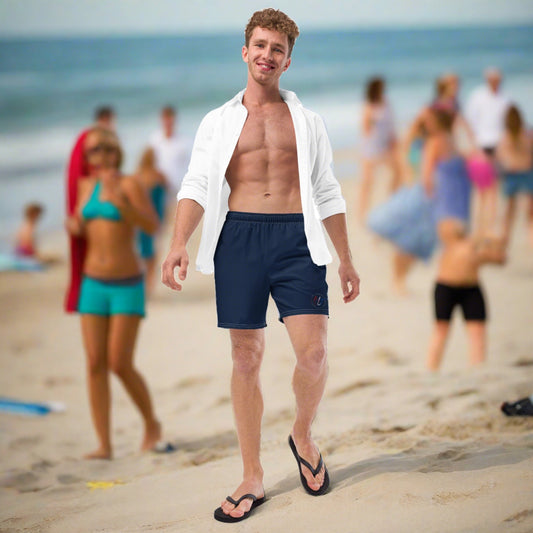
[{"x1": 1, "y1": 25, "x2": 532, "y2": 241}]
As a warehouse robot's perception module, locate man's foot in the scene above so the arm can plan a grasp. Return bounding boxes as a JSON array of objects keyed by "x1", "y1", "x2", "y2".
[
  {"x1": 84, "y1": 447, "x2": 112, "y2": 460},
  {"x1": 288, "y1": 434, "x2": 329, "y2": 495},
  {"x1": 501, "y1": 397, "x2": 533, "y2": 417},
  {"x1": 217, "y1": 479, "x2": 265, "y2": 521},
  {"x1": 141, "y1": 419, "x2": 162, "y2": 451}
]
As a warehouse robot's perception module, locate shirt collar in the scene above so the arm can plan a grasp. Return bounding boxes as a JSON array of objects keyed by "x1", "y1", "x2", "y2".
[{"x1": 230, "y1": 88, "x2": 301, "y2": 107}]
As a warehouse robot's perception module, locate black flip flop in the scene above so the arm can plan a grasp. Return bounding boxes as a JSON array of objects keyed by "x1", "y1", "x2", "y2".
[
  {"x1": 501, "y1": 397, "x2": 533, "y2": 416},
  {"x1": 288, "y1": 435, "x2": 330, "y2": 496},
  {"x1": 213, "y1": 493, "x2": 266, "y2": 523}
]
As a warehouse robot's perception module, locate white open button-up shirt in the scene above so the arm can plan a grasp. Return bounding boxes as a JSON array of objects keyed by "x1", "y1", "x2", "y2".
[{"x1": 177, "y1": 89, "x2": 346, "y2": 274}]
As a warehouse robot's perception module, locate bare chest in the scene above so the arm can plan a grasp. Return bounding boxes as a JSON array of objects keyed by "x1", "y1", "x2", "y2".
[{"x1": 235, "y1": 104, "x2": 296, "y2": 155}]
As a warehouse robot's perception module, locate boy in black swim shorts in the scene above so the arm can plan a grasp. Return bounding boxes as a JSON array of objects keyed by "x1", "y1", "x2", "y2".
[{"x1": 427, "y1": 220, "x2": 506, "y2": 371}]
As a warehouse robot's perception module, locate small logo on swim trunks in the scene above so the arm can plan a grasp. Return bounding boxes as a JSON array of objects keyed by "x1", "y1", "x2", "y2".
[{"x1": 311, "y1": 294, "x2": 325, "y2": 308}]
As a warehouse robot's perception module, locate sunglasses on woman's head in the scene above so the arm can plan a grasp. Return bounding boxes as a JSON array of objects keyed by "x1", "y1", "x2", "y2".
[{"x1": 86, "y1": 143, "x2": 117, "y2": 155}]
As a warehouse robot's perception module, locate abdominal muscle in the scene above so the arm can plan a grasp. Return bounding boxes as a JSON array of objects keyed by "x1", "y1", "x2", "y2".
[{"x1": 226, "y1": 148, "x2": 302, "y2": 214}]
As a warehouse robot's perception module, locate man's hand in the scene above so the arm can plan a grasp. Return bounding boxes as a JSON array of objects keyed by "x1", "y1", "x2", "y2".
[
  {"x1": 338, "y1": 261, "x2": 360, "y2": 303},
  {"x1": 161, "y1": 246, "x2": 189, "y2": 291}
]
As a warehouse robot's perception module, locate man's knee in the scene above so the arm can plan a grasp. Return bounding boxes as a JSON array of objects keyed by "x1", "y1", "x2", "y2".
[
  {"x1": 231, "y1": 333, "x2": 264, "y2": 375},
  {"x1": 296, "y1": 344, "x2": 327, "y2": 378}
]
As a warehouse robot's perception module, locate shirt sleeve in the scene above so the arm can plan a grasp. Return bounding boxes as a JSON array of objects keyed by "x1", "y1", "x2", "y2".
[
  {"x1": 465, "y1": 90, "x2": 479, "y2": 130},
  {"x1": 310, "y1": 114, "x2": 346, "y2": 220},
  {"x1": 176, "y1": 111, "x2": 216, "y2": 210}
]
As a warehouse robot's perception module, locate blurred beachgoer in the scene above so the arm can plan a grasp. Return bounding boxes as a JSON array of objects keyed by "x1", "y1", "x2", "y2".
[
  {"x1": 162, "y1": 8, "x2": 359, "y2": 523},
  {"x1": 65, "y1": 105, "x2": 116, "y2": 313},
  {"x1": 367, "y1": 183, "x2": 437, "y2": 295},
  {"x1": 358, "y1": 77, "x2": 401, "y2": 222},
  {"x1": 134, "y1": 147, "x2": 168, "y2": 296},
  {"x1": 432, "y1": 73, "x2": 475, "y2": 141},
  {"x1": 501, "y1": 395, "x2": 533, "y2": 417},
  {"x1": 466, "y1": 68, "x2": 510, "y2": 158},
  {"x1": 65, "y1": 126, "x2": 162, "y2": 460},
  {"x1": 14, "y1": 203, "x2": 44, "y2": 258},
  {"x1": 496, "y1": 104, "x2": 533, "y2": 246},
  {"x1": 465, "y1": 68, "x2": 510, "y2": 234},
  {"x1": 14, "y1": 203, "x2": 60, "y2": 266},
  {"x1": 377, "y1": 107, "x2": 471, "y2": 295},
  {"x1": 426, "y1": 221, "x2": 506, "y2": 371},
  {"x1": 404, "y1": 74, "x2": 475, "y2": 179},
  {"x1": 423, "y1": 108, "x2": 471, "y2": 239},
  {"x1": 149, "y1": 105, "x2": 191, "y2": 201}
]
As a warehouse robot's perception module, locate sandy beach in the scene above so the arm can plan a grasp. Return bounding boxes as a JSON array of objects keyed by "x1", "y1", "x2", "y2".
[{"x1": 1, "y1": 170, "x2": 533, "y2": 533}]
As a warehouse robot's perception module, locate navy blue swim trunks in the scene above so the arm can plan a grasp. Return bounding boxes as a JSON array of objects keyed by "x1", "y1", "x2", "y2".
[{"x1": 214, "y1": 212, "x2": 329, "y2": 329}]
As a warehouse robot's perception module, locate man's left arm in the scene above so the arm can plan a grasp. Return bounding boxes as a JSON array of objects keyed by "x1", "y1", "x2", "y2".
[
  {"x1": 311, "y1": 114, "x2": 360, "y2": 303},
  {"x1": 322, "y1": 214, "x2": 360, "y2": 303}
]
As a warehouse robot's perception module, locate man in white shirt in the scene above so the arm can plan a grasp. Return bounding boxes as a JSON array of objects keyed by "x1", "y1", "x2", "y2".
[
  {"x1": 465, "y1": 68, "x2": 510, "y2": 156},
  {"x1": 162, "y1": 9, "x2": 360, "y2": 522},
  {"x1": 149, "y1": 106, "x2": 191, "y2": 196}
]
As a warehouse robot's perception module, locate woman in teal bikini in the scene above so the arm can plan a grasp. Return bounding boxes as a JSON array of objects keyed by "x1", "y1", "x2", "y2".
[{"x1": 66, "y1": 126, "x2": 161, "y2": 459}]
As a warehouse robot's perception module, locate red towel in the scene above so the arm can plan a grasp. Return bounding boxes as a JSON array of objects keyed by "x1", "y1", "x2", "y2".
[{"x1": 64, "y1": 129, "x2": 89, "y2": 313}]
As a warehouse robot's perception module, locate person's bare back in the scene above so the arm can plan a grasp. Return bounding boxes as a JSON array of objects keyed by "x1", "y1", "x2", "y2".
[
  {"x1": 225, "y1": 97, "x2": 301, "y2": 213},
  {"x1": 437, "y1": 230, "x2": 506, "y2": 286}
]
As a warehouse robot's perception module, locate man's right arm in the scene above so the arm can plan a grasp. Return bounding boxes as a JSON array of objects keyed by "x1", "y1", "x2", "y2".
[
  {"x1": 161, "y1": 110, "x2": 217, "y2": 290},
  {"x1": 161, "y1": 199, "x2": 204, "y2": 291}
]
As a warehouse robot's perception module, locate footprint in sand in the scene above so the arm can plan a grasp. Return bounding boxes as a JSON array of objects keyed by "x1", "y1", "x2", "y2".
[
  {"x1": 263, "y1": 408, "x2": 293, "y2": 427},
  {"x1": 374, "y1": 347, "x2": 405, "y2": 366},
  {"x1": 8, "y1": 435, "x2": 42, "y2": 450},
  {"x1": 503, "y1": 509, "x2": 533, "y2": 524},
  {"x1": 0, "y1": 469, "x2": 49, "y2": 493},
  {"x1": 450, "y1": 389, "x2": 479, "y2": 398},
  {"x1": 174, "y1": 375, "x2": 212, "y2": 389},
  {"x1": 57, "y1": 474, "x2": 82, "y2": 484},
  {"x1": 329, "y1": 379, "x2": 380, "y2": 398},
  {"x1": 213, "y1": 395, "x2": 231, "y2": 407},
  {"x1": 513, "y1": 358, "x2": 533, "y2": 367},
  {"x1": 427, "y1": 398, "x2": 441, "y2": 410},
  {"x1": 44, "y1": 376, "x2": 75, "y2": 387}
]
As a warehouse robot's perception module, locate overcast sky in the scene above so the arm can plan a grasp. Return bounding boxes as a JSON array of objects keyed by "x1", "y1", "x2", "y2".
[{"x1": 1, "y1": 0, "x2": 533, "y2": 37}]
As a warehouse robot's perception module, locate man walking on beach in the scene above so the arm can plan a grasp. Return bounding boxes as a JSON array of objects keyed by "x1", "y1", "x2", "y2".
[
  {"x1": 149, "y1": 105, "x2": 191, "y2": 197},
  {"x1": 162, "y1": 8, "x2": 360, "y2": 523},
  {"x1": 465, "y1": 68, "x2": 510, "y2": 157}
]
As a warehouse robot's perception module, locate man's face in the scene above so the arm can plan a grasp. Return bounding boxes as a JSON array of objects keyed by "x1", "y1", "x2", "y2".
[
  {"x1": 242, "y1": 27, "x2": 291, "y2": 86},
  {"x1": 161, "y1": 112, "x2": 175, "y2": 135},
  {"x1": 487, "y1": 73, "x2": 501, "y2": 93},
  {"x1": 98, "y1": 115, "x2": 115, "y2": 131}
]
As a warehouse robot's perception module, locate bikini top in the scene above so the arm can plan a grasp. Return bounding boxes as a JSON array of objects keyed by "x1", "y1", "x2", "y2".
[{"x1": 81, "y1": 181, "x2": 122, "y2": 221}]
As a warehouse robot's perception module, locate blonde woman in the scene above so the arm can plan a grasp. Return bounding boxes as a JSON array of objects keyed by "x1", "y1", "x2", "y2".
[
  {"x1": 134, "y1": 147, "x2": 167, "y2": 296},
  {"x1": 66, "y1": 126, "x2": 162, "y2": 459}
]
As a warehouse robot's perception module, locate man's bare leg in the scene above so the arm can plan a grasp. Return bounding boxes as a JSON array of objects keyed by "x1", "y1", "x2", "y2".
[
  {"x1": 219, "y1": 329, "x2": 265, "y2": 519},
  {"x1": 285, "y1": 314, "x2": 328, "y2": 491}
]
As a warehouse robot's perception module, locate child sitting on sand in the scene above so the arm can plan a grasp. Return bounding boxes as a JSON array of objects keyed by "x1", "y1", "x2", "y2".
[
  {"x1": 15, "y1": 203, "x2": 44, "y2": 258},
  {"x1": 14, "y1": 203, "x2": 59, "y2": 265},
  {"x1": 426, "y1": 220, "x2": 506, "y2": 371}
]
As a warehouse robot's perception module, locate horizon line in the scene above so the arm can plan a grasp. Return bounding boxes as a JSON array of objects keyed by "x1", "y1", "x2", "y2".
[{"x1": 1, "y1": 20, "x2": 532, "y2": 40}]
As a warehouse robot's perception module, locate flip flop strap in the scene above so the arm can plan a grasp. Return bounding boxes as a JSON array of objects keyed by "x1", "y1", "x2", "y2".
[
  {"x1": 226, "y1": 493, "x2": 257, "y2": 506},
  {"x1": 298, "y1": 453, "x2": 324, "y2": 477}
]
